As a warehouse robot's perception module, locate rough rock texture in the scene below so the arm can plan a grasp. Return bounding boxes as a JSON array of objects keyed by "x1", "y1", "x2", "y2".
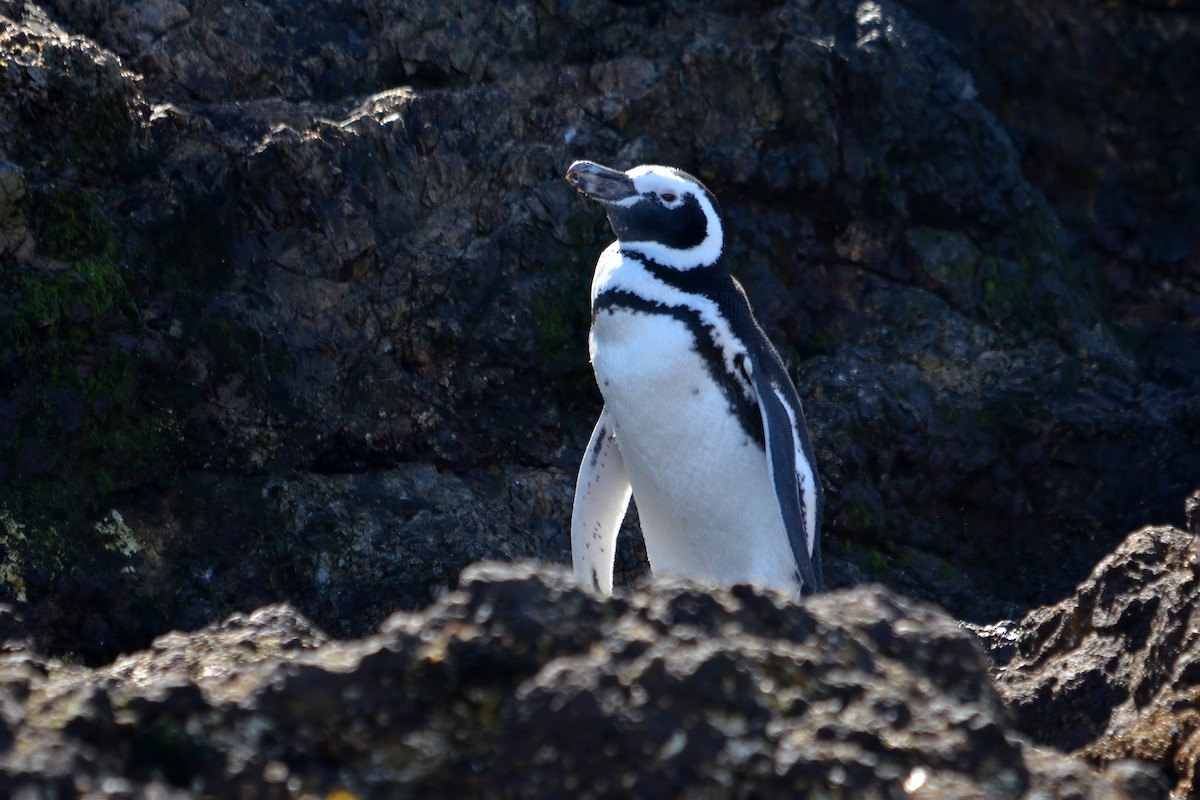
[
  {"x1": 2, "y1": 0, "x2": 1197, "y2": 663},
  {"x1": 903, "y1": 0, "x2": 1200, "y2": 325},
  {"x1": 3, "y1": 0, "x2": 1198, "y2": 794},
  {"x1": 978, "y1": 525, "x2": 1200, "y2": 798},
  {"x1": 0, "y1": 563, "x2": 1159, "y2": 798}
]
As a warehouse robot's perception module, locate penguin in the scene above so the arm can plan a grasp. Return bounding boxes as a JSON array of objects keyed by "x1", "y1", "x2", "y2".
[{"x1": 565, "y1": 159, "x2": 824, "y2": 598}]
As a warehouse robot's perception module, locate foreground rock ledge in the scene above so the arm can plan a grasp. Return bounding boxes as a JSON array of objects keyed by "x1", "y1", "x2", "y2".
[
  {"x1": 0, "y1": 564, "x2": 1148, "y2": 799},
  {"x1": 980, "y1": 525, "x2": 1200, "y2": 798}
]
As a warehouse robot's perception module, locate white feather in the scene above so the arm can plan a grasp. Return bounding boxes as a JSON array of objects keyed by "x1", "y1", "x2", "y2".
[
  {"x1": 588, "y1": 299, "x2": 800, "y2": 594},
  {"x1": 570, "y1": 408, "x2": 632, "y2": 595},
  {"x1": 591, "y1": 243, "x2": 753, "y2": 406}
]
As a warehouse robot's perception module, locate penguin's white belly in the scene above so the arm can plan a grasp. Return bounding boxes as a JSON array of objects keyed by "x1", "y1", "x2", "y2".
[{"x1": 590, "y1": 307, "x2": 799, "y2": 593}]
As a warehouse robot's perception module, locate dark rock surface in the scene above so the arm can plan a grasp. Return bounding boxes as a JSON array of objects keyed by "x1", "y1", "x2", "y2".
[
  {"x1": 1, "y1": 0, "x2": 1198, "y2": 794},
  {"x1": 903, "y1": 0, "x2": 1200, "y2": 326},
  {"x1": 2, "y1": 0, "x2": 1197, "y2": 659},
  {"x1": 0, "y1": 563, "x2": 1157, "y2": 798},
  {"x1": 977, "y1": 524, "x2": 1199, "y2": 798}
]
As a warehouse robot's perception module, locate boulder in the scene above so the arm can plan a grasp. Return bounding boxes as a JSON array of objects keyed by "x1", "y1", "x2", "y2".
[
  {"x1": 978, "y1": 522, "x2": 1200, "y2": 797},
  {"x1": 0, "y1": 564, "x2": 1157, "y2": 797},
  {"x1": 902, "y1": 0, "x2": 1200, "y2": 325}
]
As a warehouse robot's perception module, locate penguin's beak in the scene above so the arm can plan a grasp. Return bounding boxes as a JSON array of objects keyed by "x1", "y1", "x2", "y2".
[{"x1": 565, "y1": 160, "x2": 637, "y2": 203}]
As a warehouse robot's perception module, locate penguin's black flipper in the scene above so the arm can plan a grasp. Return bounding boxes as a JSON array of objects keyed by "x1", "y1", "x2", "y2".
[{"x1": 749, "y1": 353, "x2": 824, "y2": 594}]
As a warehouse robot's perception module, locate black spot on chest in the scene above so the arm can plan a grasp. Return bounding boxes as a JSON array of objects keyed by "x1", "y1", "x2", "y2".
[{"x1": 590, "y1": 425, "x2": 607, "y2": 466}]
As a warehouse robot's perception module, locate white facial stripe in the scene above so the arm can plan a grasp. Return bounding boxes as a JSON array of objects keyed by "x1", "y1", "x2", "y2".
[
  {"x1": 627, "y1": 167, "x2": 691, "y2": 194},
  {"x1": 613, "y1": 165, "x2": 724, "y2": 269},
  {"x1": 592, "y1": 244, "x2": 751, "y2": 401},
  {"x1": 622, "y1": 188, "x2": 723, "y2": 269}
]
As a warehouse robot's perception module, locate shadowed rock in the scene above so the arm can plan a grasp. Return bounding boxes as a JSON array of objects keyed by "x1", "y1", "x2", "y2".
[
  {"x1": 976, "y1": 519, "x2": 1198, "y2": 797},
  {"x1": 0, "y1": 563, "x2": 1155, "y2": 798}
]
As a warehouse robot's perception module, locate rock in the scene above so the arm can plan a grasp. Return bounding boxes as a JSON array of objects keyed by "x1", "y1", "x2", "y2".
[
  {"x1": 4, "y1": 1, "x2": 1198, "y2": 790},
  {"x1": 0, "y1": 158, "x2": 33, "y2": 260},
  {"x1": 978, "y1": 522, "x2": 1200, "y2": 797},
  {"x1": 0, "y1": 564, "x2": 1143, "y2": 797},
  {"x1": 0, "y1": 0, "x2": 1195, "y2": 665},
  {"x1": 0, "y1": 600, "x2": 29, "y2": 653},
  {"x1": 0, "y1": 2, "x2": 137, "y2": 175},
  {"x1": 901, "y1": 0, "x2": 1200, "y2": 326}
]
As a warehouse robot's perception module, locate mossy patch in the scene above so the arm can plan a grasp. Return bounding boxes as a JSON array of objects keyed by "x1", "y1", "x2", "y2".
[
  {"x1": 907, "y1": 202, "x2": 1082, "y2": 336},
  {"x1": 981, "y1": 190, "x2": 1089, "y2": 332},
  {"x1": 528, "y1": 235, "x2": 594, "y2": 406},
  {"x1": 530, "y1": 276, "x2": 586, "y2": 375},
  {"x1": 1, "y1": 181, "x2": 183, "y2": 630},
  {"x1": 26, "y1": 181, "x2": 113, "y2": 262},
  {"x1": 905, "y1": 226, "x2": 983, "y2": 310}
]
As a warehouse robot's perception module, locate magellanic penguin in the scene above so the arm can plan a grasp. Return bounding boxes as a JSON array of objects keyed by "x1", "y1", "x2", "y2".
[{"x1": 565, "y1": 159, "x2": 824, "y2": 598}]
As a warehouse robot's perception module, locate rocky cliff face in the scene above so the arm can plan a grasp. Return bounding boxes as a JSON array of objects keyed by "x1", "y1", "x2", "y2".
[{"x1": 1, "y1": 0, "x2": 1197, "y2": 794}]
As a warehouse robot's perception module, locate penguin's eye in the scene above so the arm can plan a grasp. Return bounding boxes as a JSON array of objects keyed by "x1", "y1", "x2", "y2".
[{"x1": 660, "y1": 193, "x2": 678, "y2": 203}]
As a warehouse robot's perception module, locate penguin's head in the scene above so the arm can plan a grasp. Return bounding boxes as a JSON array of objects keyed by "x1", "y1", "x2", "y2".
[{"x1": 565, "y1": 160, "x2": 723, "y2": 270}]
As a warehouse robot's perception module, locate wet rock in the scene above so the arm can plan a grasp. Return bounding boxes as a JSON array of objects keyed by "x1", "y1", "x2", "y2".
[
  {"x1": 978, "y1": 521, "x2": 1200, "y2": 797},
  {"x1": 0, "y1": 564, "x2": 1142, "y2": 797}
]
